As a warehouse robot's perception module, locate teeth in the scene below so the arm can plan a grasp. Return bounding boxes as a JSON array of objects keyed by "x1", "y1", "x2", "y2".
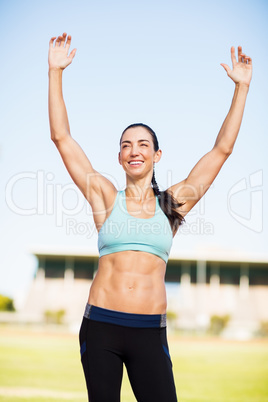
[{"x1": 129, "y1": 161, "x2": 143, "y2": 165}]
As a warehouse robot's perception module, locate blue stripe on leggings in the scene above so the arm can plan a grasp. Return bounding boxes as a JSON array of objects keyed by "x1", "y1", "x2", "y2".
[
  {"x1": 80, "y1": 341, "x2": 86, "y2": 357},
  {"x1": 162, "y1": 344, "x2": 171, "y2": 360}
]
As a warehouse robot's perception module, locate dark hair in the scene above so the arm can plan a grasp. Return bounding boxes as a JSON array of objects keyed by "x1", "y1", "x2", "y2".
[{"x1": 120, "y1": 123, "x2": 185, "y2": 232}]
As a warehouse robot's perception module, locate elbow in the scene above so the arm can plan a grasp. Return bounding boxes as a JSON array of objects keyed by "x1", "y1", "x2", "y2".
[
  {"x1": 51, "y1": 135, "x2": 59, "y2": 145},
  {"x1": 215, "y1": 144, "x2": 233, "y2": 157},
  {"x1": 51, "y1": 136, "x2": 63, "y2": 148},
  {"x1": 224, "y1": 147, "x2": 233, "y2": 157},
  {"x1": 50, "y1": 130, "x2": 69, "y2": 144}
]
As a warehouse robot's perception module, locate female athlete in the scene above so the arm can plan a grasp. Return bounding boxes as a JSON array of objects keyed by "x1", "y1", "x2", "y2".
[{"x1": 48, "y1": 33, "x2": 252, "y2": 402}]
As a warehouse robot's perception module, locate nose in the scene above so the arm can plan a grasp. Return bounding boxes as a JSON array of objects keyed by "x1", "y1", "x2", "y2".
[{"x1": 130, "y1": 144, "x2": 140, "y2": 157}]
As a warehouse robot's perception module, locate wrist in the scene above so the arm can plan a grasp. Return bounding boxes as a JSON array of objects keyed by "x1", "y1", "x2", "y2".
[
  {"x1": 235, "y1": 82, "x2": 250, "y2": 91},
  {"x1": 48, "y1": 67, "x2": 63, "y2": 74}
]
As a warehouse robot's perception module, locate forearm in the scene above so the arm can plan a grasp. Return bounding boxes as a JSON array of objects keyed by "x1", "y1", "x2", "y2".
[
  {"x1": 48, "y1": 68, "x2": 71, "y2": 142},
  {"x1": 214, "y1": 83, "x2": 249, "y2": 154}
]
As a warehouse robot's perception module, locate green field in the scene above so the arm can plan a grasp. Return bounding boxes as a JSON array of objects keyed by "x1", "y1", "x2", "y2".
[{"x1": 0, "y1": 326, "x2": 267, "y2": 401}]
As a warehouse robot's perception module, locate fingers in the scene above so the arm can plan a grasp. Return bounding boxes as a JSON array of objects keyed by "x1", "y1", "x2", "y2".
[
  {"x1": 238, "y1": 46, "x2": 242, "y2": 62},
  {"x1": 50, "y1": 33, "x2": 72, "y2": 50},
  {"x1": 49, "y1": 37, "x2": 56, "y2": 48},
  {"x1": 231, "y1": 46, "x2": 237, "y2": 67},
  {"x1": 55, "y1": 35, "x2": 62, "y2": 46},
  {"x1": 65, "y1": 34, "x2": 72, "y2": 52},
  {"x1": 220, "y1": 63, "x2": 231, "y2": 75},
  {"x1": 69, "y1": 48, "x2": 77, "y2": 60},
  {"x1": 238, "y1": 46, "x2": 252, "y2": 65},
  {"x1": 60, "y1": 32, "x2": 67, "y2": 47},
  {"x1": 230, "y1": 45, "x2": 252, "y2": 66},
  {"x1": 56, "y1": 34, "x2": 66, "y2": 47},
  {"x1": 240, "y1": 54, "x2": 252, "y2": 65}
]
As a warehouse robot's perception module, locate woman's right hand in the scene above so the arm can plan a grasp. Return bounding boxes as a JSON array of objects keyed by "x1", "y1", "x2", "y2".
[{"x1": 48, "y1": 33, "x2": 76, "y2": 71}]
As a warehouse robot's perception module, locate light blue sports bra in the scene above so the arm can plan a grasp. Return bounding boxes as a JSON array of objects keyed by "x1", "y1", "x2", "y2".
[{"x1": 98, "y1": 190, "x2": 173, "y2": 263}]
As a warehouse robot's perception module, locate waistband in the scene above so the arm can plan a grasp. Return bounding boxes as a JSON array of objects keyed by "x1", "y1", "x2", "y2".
[{"x1": 83, "y1": 304, "x2": 166, "y2": 328}]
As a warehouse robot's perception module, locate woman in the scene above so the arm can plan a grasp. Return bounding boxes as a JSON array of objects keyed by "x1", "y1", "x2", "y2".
[{"x1": 48, "y1": 33, "x2": 252, "y2": 402}]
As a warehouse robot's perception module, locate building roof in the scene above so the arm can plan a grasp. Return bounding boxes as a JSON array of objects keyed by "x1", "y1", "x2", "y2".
[{"x1": 28, "y1": 244, "x2": 268, "y2": 264}]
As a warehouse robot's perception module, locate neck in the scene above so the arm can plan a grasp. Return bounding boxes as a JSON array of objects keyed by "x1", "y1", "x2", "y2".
[{"x1": 125, "y1": 180, "x2": 154, "y2": 201}]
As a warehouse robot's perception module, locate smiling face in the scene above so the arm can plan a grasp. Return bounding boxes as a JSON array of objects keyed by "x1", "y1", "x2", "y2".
[{"x1": 118, "y1": 126, "x2": 162, "y2": 179}]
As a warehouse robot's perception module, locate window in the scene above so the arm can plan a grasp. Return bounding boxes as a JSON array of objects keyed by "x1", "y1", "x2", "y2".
[
  {"x1": 44, "y1": 259, "x2": 65, "y2": 278},
  {"x1": 249, "y1": 264, "x2": 268, "y2": 285},
  {"x1": 74, "y1": 259, "x2": 95, "y2": 279},
  {"x1": 165, "y1": 261, "x2": 196, "y2": 283},
  {"x1": 165, "y1": 261, "x2": 181, "y2": 283},
  {"x1": 219, "y1": 263, "x2": 240, "y2": 285}
]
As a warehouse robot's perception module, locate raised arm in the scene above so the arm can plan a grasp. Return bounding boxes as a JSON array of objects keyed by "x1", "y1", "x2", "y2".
[
  {"x1": 48, "y1": 33, "x2": 117, "y2": 227},
  {"x1": 168, "y1": 46, "x2": 252, "y2": 217}
]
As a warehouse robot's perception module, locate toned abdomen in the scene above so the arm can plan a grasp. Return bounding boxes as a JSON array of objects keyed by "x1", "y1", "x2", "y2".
[{"x1": 88, "y1": 251, "x2": 167, "y2": 314}]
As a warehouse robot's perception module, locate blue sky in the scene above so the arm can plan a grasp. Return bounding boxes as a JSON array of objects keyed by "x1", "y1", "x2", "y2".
[{"x1": 0, "y1": 0, "x2": 267, "y2": 301}]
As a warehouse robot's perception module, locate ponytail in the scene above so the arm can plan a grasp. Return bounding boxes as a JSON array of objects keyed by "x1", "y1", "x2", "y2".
[{"x1": 151, "y1": 167, "x2": 185, "y2": 232}]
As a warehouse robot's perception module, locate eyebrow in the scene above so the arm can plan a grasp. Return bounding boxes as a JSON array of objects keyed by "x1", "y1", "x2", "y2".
[{"x1": 121, "y1": 139, "x2": 150, "y2": 144}]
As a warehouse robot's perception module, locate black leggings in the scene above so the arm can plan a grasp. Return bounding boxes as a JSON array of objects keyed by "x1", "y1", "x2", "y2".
[{"x1": 79, "y1": 305, "x2": 178, "y2": 402}]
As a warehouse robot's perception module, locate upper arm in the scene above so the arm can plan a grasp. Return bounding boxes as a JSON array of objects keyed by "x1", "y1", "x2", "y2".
[
  {"x1": 168, "y1": 146, "x2": 231, "y2": 217},
  {"x1": 53, "y1": 135, "x2": 117, "y2": 210}
]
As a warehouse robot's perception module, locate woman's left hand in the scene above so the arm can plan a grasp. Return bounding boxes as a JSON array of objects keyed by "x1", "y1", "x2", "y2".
[{"x1": 221, "y1": 46, "x2": 252, "y2": 87}]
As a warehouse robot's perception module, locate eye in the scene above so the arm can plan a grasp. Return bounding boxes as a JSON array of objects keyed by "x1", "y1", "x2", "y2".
[
  {"x1": 122, "y1": 144, "x2": 129, "y2": 148},
  {"x1": 141, "y1": 143, "x2": 148, "y2": 147}
]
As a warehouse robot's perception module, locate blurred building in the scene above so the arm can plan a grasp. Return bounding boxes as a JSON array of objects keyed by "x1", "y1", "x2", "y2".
[{"x1": 21, "y1": 246, "x2": 268, "y2": 337}]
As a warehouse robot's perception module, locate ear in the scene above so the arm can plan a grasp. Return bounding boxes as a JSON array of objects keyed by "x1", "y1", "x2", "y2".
[
  {"x1": 118, "y1": 151, "x2": 122, "y2": 165},
  {"x1": 153, "y1": 149, "x2": 162, "y2": 164}
]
